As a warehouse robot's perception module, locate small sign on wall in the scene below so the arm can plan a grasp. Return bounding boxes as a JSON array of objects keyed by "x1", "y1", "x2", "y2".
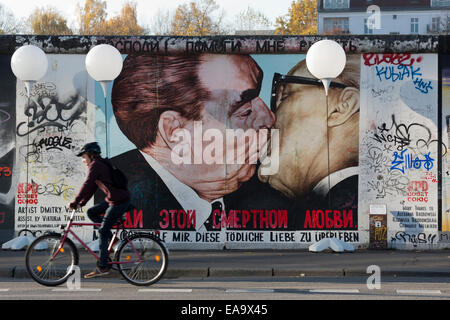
[
  {"x1": 370, "y1": 204, "x2": 386, "y2": 215},
  {"x1": 369, "y1": 204, "x2": 387, "y2": 249}
]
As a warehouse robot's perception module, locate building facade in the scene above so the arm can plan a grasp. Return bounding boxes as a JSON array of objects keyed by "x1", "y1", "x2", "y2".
[{"x1": 318, "y1": 0, "x2": 450, "y2": 35}]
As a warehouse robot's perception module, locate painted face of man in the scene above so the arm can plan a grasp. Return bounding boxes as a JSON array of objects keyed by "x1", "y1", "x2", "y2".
[
  {"x1": 198, "y1": 54, "x2": 275, "y2": 131},
  {"x1": 259, "y1": 58, "x2": 360, "y2": 199},
  {"x1": 259, "y1": 63, "x2": 331, "y2": 198},
  {"x1": 164, "y1": 54, "x2": 276, "y2": 201},
  {"x1": 199, "y1": 54, "x2": 275, "y2": 177}
]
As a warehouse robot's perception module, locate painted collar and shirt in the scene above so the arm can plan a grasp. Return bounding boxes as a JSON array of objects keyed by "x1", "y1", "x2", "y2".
[
  {"x1": 140, "y1": 151, "x2": 225, "y2": 232},
  {"x1": 312, "y1": 166, "x2": 359, "y2": 197}
]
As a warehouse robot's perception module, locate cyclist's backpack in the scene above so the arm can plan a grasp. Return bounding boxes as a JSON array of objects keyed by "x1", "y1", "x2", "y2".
[{"x1": 104, "y1": 159, "x2": 128, "y2": 190}]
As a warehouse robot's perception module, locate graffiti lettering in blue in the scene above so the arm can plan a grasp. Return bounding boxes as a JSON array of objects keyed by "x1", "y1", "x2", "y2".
[
  {"x1": 390, "y1": 148, "x2": 434, "y2": 174},
  {"x1": 412, "y1": 77, "x2": 433, "y2": 94},
  {"x1": 375, "y1": 65, "x2": 432, "y2": 94},
  {"x1": 375, "y1": 65, "x2": 422, "y2": 83}
]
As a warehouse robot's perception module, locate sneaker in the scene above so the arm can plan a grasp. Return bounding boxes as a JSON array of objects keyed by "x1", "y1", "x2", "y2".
[{"x1": 84, "y1": 267, "x2": 110, "y2": 279}]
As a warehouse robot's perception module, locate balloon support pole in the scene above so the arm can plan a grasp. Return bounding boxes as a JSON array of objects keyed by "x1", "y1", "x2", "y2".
[
  {"x1": 321, "y1": 78, "x2": 331, "y2": 96},
  {"x1": 99, "y1": 81, "x2": 110, "y2": 99},
  {"x1": 24, "y1": 81, "x2": 36, "y2": 98}
]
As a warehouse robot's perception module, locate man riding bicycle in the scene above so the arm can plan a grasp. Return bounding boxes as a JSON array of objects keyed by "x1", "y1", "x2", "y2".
[{"x1": 68, "y1": 142, "x2": 131, "y2": 278}]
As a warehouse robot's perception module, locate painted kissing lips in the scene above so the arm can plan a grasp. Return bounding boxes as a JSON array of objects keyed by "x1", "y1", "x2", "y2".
[{"x1": 258, "y1": 136, "x2": 271, "y2": 163}]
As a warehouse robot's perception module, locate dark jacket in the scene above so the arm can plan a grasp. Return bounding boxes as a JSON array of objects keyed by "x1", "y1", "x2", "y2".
[{"x1": 71, "y1": 157, "x2": 130, "y2": 207}]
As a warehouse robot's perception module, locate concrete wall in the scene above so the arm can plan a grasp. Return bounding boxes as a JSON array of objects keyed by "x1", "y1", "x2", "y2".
[{"x1": 1, "y1": 35, "x2": 449, "y2": 250}]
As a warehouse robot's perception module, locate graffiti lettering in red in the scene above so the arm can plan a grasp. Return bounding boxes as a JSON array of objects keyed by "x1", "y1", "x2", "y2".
[
  {"x1": 423, "y1": 171, "x2": 437, "y2": 182},
  {"x1": 122, "y1": 209, "x2": 143, "y2": 228},
  {"x1": 17, "y1": 182, "x2": 39, "y2": 205},
  {"x1": 0, "y1": 167, "x2": 11, "y2": 177},
  {"x1": 303, "y1": 209, "x2": 355, "y2": 229},
  {"x1": 408, "y1": 181, "x2": 428, "y2": 192},
  {"x1": 363, "y1": 53, "x2": 422, "y2": 67},
  {"x1": 213, "y1": 209, "x2": 288, "y2": 229},
  {"x1": 158, "y1": 209, "x2": 288, "y2": 230},
  {"x1": 159, "y1": 209, "x2": 196, "y2": 229}
]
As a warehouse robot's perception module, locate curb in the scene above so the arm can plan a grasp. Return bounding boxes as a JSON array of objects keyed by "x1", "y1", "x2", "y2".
[
  {"x1": 273, "y1": 269, "x2": 344, "y2": 277},
  {"x1": 5, "y1": 266, "x2": 450, "y2": 280},
  {"x1": 208, "y1": 267, "x2": 273, "y2": 277},
  {"x1": 0, "y1": 267, "x2": 13, "y2": 278}
]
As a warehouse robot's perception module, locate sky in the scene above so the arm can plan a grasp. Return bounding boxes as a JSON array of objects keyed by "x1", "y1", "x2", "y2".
[{"x1": 0, "y1": 0, "x2": 294, "y2": 29}]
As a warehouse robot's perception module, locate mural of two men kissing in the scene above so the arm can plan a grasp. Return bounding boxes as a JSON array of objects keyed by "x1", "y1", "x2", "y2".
[{"x1": 100, "y1": 53, "x2": 360, "y2": 246}]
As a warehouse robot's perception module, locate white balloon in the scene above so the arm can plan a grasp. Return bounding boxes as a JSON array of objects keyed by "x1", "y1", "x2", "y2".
[
  {"x1": 85, "y1": 44, "x2": 123, "y2": 81},
  {"x1": 11, "y1": 45, "x2": 48, "y2": 81},
  {"x1": 306, "y1": 40, "x2": 346, "y2": 80}
]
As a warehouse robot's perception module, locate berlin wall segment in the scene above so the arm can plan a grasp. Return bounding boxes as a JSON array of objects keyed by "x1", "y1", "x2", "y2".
[{"x1": 0, "y1": 35, "x2": 449, "y2": 250}]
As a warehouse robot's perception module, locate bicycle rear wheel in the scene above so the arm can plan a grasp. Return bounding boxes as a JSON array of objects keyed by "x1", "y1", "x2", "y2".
[
  {"x1": 115, "y1": 233, "x2": 168, "y2": 286},
  {"x1": 25, "y1": 234, "x2": 79, "y2": 286}
]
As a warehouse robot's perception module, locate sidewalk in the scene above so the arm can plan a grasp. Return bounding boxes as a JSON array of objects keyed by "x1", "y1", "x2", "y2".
[{"x1": 1, "y1": 249, "x2": 449, "y2": 279}]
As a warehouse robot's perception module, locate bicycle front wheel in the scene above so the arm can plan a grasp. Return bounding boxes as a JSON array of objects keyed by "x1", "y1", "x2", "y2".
[
  {"x1": 115, "y1": 233, "x2": 168, "y2": 286},
  {"x1": 25, "y1": 234, "x2": 79, "y2": 286}
]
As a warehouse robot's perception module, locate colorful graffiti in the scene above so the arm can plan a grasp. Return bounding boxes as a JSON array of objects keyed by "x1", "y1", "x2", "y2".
[
  {"x1": 360, "y1": 53, "x2": 441, "y2": 249},
  {"x1": 13, "y1": 55, "x2": 94, "y2": 240}
]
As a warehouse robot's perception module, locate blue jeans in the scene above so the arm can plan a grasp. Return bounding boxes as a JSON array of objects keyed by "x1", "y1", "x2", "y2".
[{"x1": 87, "y1": 200, "x2": 131, "y2": 268}]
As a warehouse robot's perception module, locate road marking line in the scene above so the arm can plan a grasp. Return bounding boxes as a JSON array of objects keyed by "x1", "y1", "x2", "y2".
[
  {"x1": 309, "y1": 289, "x2": 360, "y2": 294},
  {"x1": 396, "y1": 290, "x2": 441, "y2": 295},
  {"x1": 0, "y1": 289, "x2": 10, "y2": 292},
  {"x1": 51, "y1": 288, "x2": 102, "y2": 292},
  {"x1": 138, "y1": 288, "x2": 193, "y2": 293},
  {"x1": 226, "y1": 289, "x2": 275, "y2": 293}
]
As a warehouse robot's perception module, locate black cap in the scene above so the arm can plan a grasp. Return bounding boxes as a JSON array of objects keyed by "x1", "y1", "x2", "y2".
[{"x1": 76, "y1": 142, "x2": 101, "y2": 157}]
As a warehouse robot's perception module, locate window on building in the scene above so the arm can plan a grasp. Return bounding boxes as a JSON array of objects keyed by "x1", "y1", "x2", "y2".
[
  {"x1": 364, "y1": 18, "x2": 374, "y2": 34},
  {"x1": 323, "y1": 0, "x2": 350, "y2": 9},
  {"x1": 324, "y1": 17, "x2": 349, "y2": 34},
  {"x1": 431, "y1": 0, "x2": 450, "y2": 7},
  {"x1": 411, "y1": 17, "x2": 419, "y2": 33},
  {"x1": 432, "y1": 17, "x2": 441, "y2": 32}
]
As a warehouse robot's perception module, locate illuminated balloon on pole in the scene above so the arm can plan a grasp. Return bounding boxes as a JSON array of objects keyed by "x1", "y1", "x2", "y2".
[
  {"x1": 305, "y1": 39, "x2": 347, "y2": 211},
  {"x1": 306, "y1": 39, "x2": 346, "y2": 96},
  {"x1": 85, "y1": 44, "x2": 123, "y2": 159},
  {"x1": 85, "y1": 44, "x2": 123, "y2": 97},
  {"x1": 11, "y1": 45, "x2": 48, "y2": 97}
]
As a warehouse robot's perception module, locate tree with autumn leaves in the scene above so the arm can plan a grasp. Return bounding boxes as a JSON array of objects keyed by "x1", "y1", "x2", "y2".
[
  {"x1": 170, "y1": 0, "x2": 224, "y2": 36},
  {"x1": 275, "y1": 0, "x2": 317, "y2": 35},
  {"x1": 6, "y1": 0, "x2": 320, "y2": 36},
  {"x1": 29, "y1": 7, "x2": 72, "y2": 35},
  {"x1": 76, "y1": 0, "x2": 144, "y2": 35},
  {"x1": 28, "y1": 0, "x2": 144, "y2": 35}
]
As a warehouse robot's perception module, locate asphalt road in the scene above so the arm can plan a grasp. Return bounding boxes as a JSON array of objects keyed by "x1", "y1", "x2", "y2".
[
  {"x1": 1, "y1": 275, "x2": 449, "y2": 300},
  {"x1": 2, "y1": 249, "x2": 450, "y2": 279}
]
